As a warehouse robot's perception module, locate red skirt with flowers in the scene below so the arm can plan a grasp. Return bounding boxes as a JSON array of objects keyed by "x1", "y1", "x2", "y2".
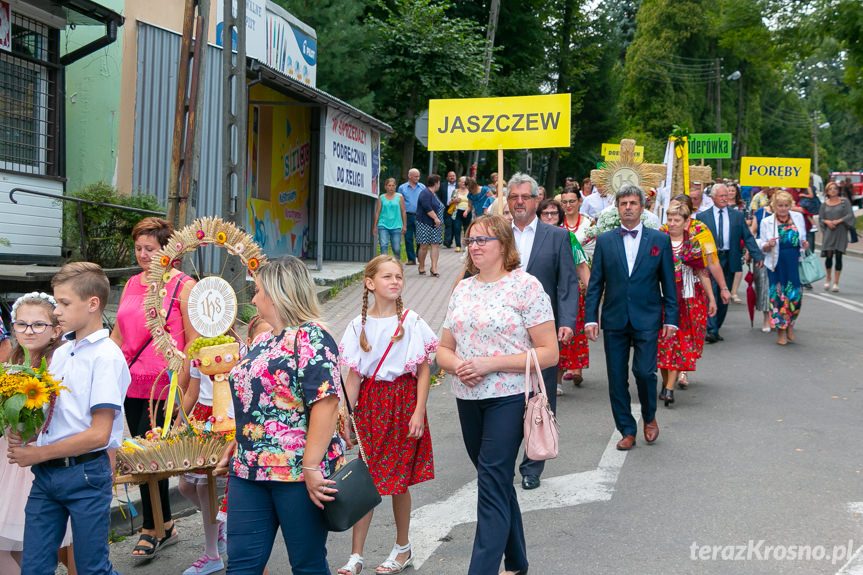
[
  {"x1": 559, "y1": 293, "x2": 589, "y2": 370},
  {"x1": 190, "y1": 402, "x2": 213, "y2": 421},
  {"x1": 658, "y1": 282, "x2": 708, "y2": 371},
  {"x1": 354, "y1": 373, "x2": 434, "y2": 496}
]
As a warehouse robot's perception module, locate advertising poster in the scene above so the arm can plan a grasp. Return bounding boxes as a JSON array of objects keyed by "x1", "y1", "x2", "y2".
[
  {"x1": 324, "y1": 108, "x2": 379, "y2": 198},
  {"x1": 266, "y1": 9, "x2": 317, "y2": 87},
  {"x1": 247, "y1": 84, "x2": 311, "y2": 258},
  {"x1": 215, "y1": 0, "x2": 267, "y2": 61}
]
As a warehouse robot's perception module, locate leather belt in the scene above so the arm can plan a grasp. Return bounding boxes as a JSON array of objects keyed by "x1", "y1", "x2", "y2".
[{"x1": 42, "y1": 450, "x2": 105, "y2": 468}]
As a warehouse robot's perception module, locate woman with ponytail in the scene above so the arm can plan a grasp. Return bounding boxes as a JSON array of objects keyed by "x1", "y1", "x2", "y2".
[{"x1": 336, "y1": 254, "x2": 438, "y2": 574}]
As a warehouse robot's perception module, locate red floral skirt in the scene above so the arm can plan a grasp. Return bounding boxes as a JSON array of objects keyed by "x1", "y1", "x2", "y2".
[
  {"x1": 190, "y1": 402, "x2": 213, "y2": 421},
  {"x1": 657, "y1": 282, "x2": 708, "y2": 371},
  {"x1": 559, "y1": 293, "x2": 589, "y2": 369},
  {"x1": 355, "y1": 373, "x2": 434, "y2": 496}
]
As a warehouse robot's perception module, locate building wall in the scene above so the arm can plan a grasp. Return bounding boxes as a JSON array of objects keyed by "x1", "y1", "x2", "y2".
[{"x1": 62, "y1": 0, "x2": 125, "y2": 194}]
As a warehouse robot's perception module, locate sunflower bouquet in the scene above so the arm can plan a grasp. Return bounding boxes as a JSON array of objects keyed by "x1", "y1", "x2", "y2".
[{"x1": 0, "y1": 351, "x2": 67, "y2": 441}]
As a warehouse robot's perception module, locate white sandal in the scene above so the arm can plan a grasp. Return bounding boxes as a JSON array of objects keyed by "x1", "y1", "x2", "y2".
[
  {"x1": 376, "y1": 543, "x2": 413, "y2": 574},
  {"x1": 338, "y1": 553, "x2": 364, "y2": 574}
]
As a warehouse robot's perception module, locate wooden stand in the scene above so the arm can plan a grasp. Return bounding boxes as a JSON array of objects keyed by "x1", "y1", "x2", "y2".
[{"x1": 115, "y1": 467, "x2": 221, "y2": 538}]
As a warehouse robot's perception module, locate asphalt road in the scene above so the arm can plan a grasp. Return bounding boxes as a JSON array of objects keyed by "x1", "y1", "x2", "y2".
[{"x1": 99, "y1": 251, "x2": 863, "y2": 575}]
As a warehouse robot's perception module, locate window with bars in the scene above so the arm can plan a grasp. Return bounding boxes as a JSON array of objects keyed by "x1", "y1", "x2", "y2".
[{"x1": 0, "y1": 12, "x2": 59, "y2": 177}]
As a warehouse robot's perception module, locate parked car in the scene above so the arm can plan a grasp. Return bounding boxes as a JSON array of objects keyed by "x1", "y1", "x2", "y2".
[{"x1": 829, "y1": 171, "x2": 863, "y2": 207}]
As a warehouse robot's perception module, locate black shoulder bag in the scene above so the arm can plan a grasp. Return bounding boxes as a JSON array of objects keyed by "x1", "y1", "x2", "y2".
[{"x1": 294, "y1": 321, "x2": 395, "y2": 532}]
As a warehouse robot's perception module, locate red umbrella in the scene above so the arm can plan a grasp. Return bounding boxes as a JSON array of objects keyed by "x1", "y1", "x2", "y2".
[{"x1": 744, "y1": 264, "x2": 756, "y2": 327}]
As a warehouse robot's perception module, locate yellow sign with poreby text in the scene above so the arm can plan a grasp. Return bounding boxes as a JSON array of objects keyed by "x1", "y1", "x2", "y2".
[
  {"x1": 739, "y1": 157, "x2": 810, "y2": 188},
  {"x1": 428, "y1": 94, "x2": 571, "y2": 151},
  {"x1": 601, "y1": 143, "x2": 644, "y2": 161}
]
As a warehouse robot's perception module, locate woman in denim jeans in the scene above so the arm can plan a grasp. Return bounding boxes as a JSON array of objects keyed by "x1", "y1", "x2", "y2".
[{"x1": 374, "y1": 178, "x2": 407, "y2": 258}]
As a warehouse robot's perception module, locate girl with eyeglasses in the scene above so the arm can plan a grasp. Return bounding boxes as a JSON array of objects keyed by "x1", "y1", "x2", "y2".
[{"x1": 1, "y1": 293, "x2": 75, "y2": 575}]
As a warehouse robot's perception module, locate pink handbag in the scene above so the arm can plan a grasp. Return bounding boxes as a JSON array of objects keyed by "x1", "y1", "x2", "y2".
[{"x1": 523, "y1": 348, "x2": 559, "y2": 460}]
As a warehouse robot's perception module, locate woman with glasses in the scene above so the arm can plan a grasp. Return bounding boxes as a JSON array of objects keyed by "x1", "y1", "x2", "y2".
[
  {"x1": 437, "y1": 215, "x2": 558, "y2": 575},
  {"x1": 538, "y1": 197, "x2": 591, "y2": 389}
]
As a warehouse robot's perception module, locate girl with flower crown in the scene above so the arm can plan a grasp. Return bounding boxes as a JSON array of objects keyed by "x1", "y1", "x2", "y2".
[{"x1": 0, "y1": 293, "x2": 74, "y2": 575}]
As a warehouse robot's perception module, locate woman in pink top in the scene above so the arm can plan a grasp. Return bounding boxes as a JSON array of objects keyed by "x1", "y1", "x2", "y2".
[{"x1": 110, "y1": 217, "x2": 198, "y2": 560}]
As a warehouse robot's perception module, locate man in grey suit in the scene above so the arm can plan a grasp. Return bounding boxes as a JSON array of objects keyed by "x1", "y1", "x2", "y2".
[
  {"x1": 698, "y1": 183, "x2": 764, "y2": 342},
  {"x1": 506, "y1": 172, "x2": 580, "y2": 490}
]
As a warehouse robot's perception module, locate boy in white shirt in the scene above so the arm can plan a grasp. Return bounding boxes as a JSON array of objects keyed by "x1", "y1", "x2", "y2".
[{"x1": 7, "y1": 262, "x2": 131, "y2": 575}]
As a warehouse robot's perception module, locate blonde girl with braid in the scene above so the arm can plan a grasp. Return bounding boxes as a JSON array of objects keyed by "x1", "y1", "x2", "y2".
[{"x1": 337, "y1": 254, "x2": 438, "y2": 575}]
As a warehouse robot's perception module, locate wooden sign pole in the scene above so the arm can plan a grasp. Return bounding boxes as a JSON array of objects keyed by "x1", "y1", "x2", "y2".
[{"x1": 497, "y1": 148, "x2": 504, "y2": 201}]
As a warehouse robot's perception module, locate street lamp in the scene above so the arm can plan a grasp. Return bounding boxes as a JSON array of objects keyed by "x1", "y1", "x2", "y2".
[
  {"x1": 813, "y1": 116, "x2": 830, "y2": 173},
  {"x1": 727, "y1": 71, "x2": 743, "y2": 174}
]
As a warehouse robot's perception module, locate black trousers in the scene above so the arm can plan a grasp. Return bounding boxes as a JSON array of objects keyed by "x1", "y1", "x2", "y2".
[
  {"x1": 707, "y1": 252, "x2": 734, "y2": 335},
  {"x1": 124, "y1": 396, "x2": 172, "y2": 530}
]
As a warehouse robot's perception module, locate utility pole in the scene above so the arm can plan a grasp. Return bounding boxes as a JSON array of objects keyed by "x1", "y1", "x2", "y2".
[
  {"x1": 812, "y1": 111, "x2": 819, "y2": 174},
  {"x1": 715, "y1": 57, "x2": 722, "y2": 179},
  {"x1": 469, "y1": 0, "x2": 500, "y2": 177},
  {"x1": 734, "y1": 74, "x2": 743, "y2": 176}
]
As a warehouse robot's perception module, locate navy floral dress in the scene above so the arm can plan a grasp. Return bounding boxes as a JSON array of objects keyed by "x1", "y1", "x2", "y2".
[{"x1": 228, "y1": 323, "x2": 345, "y2": 482}]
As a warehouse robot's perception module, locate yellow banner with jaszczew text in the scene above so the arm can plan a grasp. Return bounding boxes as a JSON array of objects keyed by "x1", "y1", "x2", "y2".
[{"x1": 428, "y1": 94, "x2": 571, "y2": 151}]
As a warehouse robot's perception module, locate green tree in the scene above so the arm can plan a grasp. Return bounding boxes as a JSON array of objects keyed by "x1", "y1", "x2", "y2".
[{"x1": 370, "y1": 0, "x2": 489, "y2": 177}]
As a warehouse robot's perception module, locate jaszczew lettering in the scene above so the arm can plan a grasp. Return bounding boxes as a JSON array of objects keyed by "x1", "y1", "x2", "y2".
[{"x1": 437, "y1": 112, "x2": 561, "y2": 134}]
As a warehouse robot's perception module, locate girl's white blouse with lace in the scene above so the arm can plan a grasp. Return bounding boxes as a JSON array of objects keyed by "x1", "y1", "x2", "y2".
[{"x1": 339, "y1": 310, "x2": 439, "y2": 381}]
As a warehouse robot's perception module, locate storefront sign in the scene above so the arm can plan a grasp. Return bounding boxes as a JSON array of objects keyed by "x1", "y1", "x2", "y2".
[
  {"x1": 266, "y1": 9, "x2": 317, "y2": 87},
  {"x1": 602, "y1": 142, "x2": 644, "y2": 161},
  {"x1": 428, "y1": 94, "x2": 571, "y2": 151},
  {"x1": 247, "y1": 84, "x2": 311, "y2": 258},
  {"x1": 215, "y1": 0, "x2": 267, "y2": 61},
  {"x1": 688, "y1": 133, "x2": 732, "y2": 159},
  {"x1": 739, "y1": 157, "x2": 810, "y2": 188},
  {"x1": 324, "y1": 108, "x2": 379, "y2": 198}
]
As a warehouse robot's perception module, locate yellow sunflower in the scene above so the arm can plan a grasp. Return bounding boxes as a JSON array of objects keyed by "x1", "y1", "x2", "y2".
[{"x1": 20, "y1": 376, "x2": 49, "y2": 409}]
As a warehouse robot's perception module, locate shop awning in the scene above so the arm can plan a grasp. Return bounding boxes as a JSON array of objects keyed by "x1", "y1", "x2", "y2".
[{"x1": 251, "y1": 60, "x2": 394, "y2": 135}]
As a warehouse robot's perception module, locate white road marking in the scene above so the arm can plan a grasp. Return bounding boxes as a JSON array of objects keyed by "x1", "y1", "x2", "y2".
[
  {"x1": 835, "y1": 502, "x2": 863, "y2": 574},
  {"x1": 807, "y1": 292, "x2": 863, "y2": 314},
  {"x1": 408, "y1": 408, "x2": 641, "y2": 569}
]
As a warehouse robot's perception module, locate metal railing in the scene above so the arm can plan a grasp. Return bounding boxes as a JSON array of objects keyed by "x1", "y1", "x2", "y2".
[{"x1": 9, "y1": 188, "x2": 166, "y2": 262}]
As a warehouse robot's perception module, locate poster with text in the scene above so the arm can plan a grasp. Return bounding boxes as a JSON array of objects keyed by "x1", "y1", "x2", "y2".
[
  {"x1": 215, "y1": 0, "x2": 267, "y2": 61},
  {"x1": 324, "y1": 108, "x2": 379, "y2": 198},
  {"x1": 247, "y1": 84, "x2": 311, "y2": 258}
]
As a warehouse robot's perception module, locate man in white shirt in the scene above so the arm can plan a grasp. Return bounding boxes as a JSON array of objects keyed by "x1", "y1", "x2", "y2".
[
  {"x1": 691, "y1": 181, "x2": 714, "y2": 213},
  {"x1": 439, "y1": 171, "x2": 458, "y2": 247},
  {"x1": 581, "y1": 184, "x2": 614, "y2": 219},
  {"x1": 507, "y1": 173, "x2": 579, "y2": 490}
]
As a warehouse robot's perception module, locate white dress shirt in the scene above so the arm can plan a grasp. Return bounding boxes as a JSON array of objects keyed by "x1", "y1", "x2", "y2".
[
  {"x1": 711, "y1": 205, "x2": 731, "y2": 250},
  {"x1": 695, "y1": 194, "x2": 715, "y2": 214},
  {"x1": 512, "y1": 216, "x2": 539, "y2": 269},
  {"x1": 581, "y1": 192, "x2": 614, "y2": 219},
  {"x1": 39, "y1": 329, "x2": 131, "y2": 451},
  {"x1": 622, "y1": 223, "x2": 643, "y2": 276}
]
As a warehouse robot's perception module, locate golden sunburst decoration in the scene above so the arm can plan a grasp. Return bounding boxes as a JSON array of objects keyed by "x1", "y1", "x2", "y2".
[{"x1": 591, "y1": 138, "x2": 667, "y2": 195}]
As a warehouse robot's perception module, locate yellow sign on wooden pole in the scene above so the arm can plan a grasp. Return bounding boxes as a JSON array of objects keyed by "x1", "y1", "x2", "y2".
[
  {"x1": 602, "y1": 143, "x2": 644, "y2": 161},
  {"x1": 739, "y1": 157, "x2": 810, "y2": 188},
  {"x1": 428, "y1": 94, "x2": 571, "y2": 151}
]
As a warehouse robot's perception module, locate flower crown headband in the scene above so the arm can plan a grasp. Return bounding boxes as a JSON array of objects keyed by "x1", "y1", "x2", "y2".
[{"x1": 11, "y1": 292, "x2": 57, "y2": 321}]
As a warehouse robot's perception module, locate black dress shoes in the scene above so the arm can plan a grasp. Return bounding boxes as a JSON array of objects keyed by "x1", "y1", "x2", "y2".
[
  {"x1": 705, "y1": 332, "x2": 719, "y2": 343},
  {"x1": 521, "y1": 475, "x2": 540, "y2": 490}
]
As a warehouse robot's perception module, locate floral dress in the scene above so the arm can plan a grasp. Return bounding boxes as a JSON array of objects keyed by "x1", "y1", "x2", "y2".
[
  {"x1": 228, "y1": 323, "x2": 345, "y2": 482},
  {"x1": 558, "y1": 229, "x2": 589, "y2": 370},
  {"x1": 768, "y1": 222, "x2": 803, "y2": 328},
  {"x1": 657, "y1": 232, "x2": 709, "y2": 371}
]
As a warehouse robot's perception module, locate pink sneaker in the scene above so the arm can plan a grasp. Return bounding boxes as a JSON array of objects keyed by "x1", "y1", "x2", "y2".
[{"x1": 183, "y1": 554, "x2": 224, "y2": 575}]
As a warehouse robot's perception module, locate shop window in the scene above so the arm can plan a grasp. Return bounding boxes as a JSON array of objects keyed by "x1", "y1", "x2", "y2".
[{"x1": 0, "y1": 12, "x2": 58, "y2": 176}]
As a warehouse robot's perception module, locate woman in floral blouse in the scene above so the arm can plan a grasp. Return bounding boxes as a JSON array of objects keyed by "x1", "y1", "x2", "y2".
[
  {"x1": 219, "y1": 256, "x2": 345, "y2": 574},
  {"x1": 437, "y1": 215, "x2": 558, "y2": 575}
]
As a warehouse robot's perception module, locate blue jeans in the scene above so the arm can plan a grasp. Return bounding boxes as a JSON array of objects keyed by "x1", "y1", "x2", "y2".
[
  {"x1": 378, "y1": 227, "x2": 402, "y2": 259},
  {"x1": 23, "y1": 452, "x2": 120, "y2": 575},
  {"x1": 457, "y1": 394, "x2": 528, "y2": 575},
  {"x1": 226, "y1": 476, "x2": 330, "y2": 575},
  {"x1": 404, "y1": 213, "x2": 417, "y2": 262}
]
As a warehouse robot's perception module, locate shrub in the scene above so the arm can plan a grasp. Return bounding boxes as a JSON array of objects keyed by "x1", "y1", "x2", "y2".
[{"x1": 63, "y1": 182, "x2": 164, "y2": 268}]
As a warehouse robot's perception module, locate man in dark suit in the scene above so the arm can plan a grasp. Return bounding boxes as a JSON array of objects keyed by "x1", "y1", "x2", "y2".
[
  {"x1": 697, "y1": 183, "x2": 764, "y2": 342},
  {"x1": 506, "y1": 172, "x2": 580, "y2": 489},
  {"x1": 584, "y1": 185, "x2": 678, "y2": 451},
  {"x1": 437, "y1": 170, "x2": 458, "y2": 247}
]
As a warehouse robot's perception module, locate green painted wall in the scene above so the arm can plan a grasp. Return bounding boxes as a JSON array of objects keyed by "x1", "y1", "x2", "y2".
[{"x1": 62, "y1": 0, "x2": 125, "y2": 194}]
